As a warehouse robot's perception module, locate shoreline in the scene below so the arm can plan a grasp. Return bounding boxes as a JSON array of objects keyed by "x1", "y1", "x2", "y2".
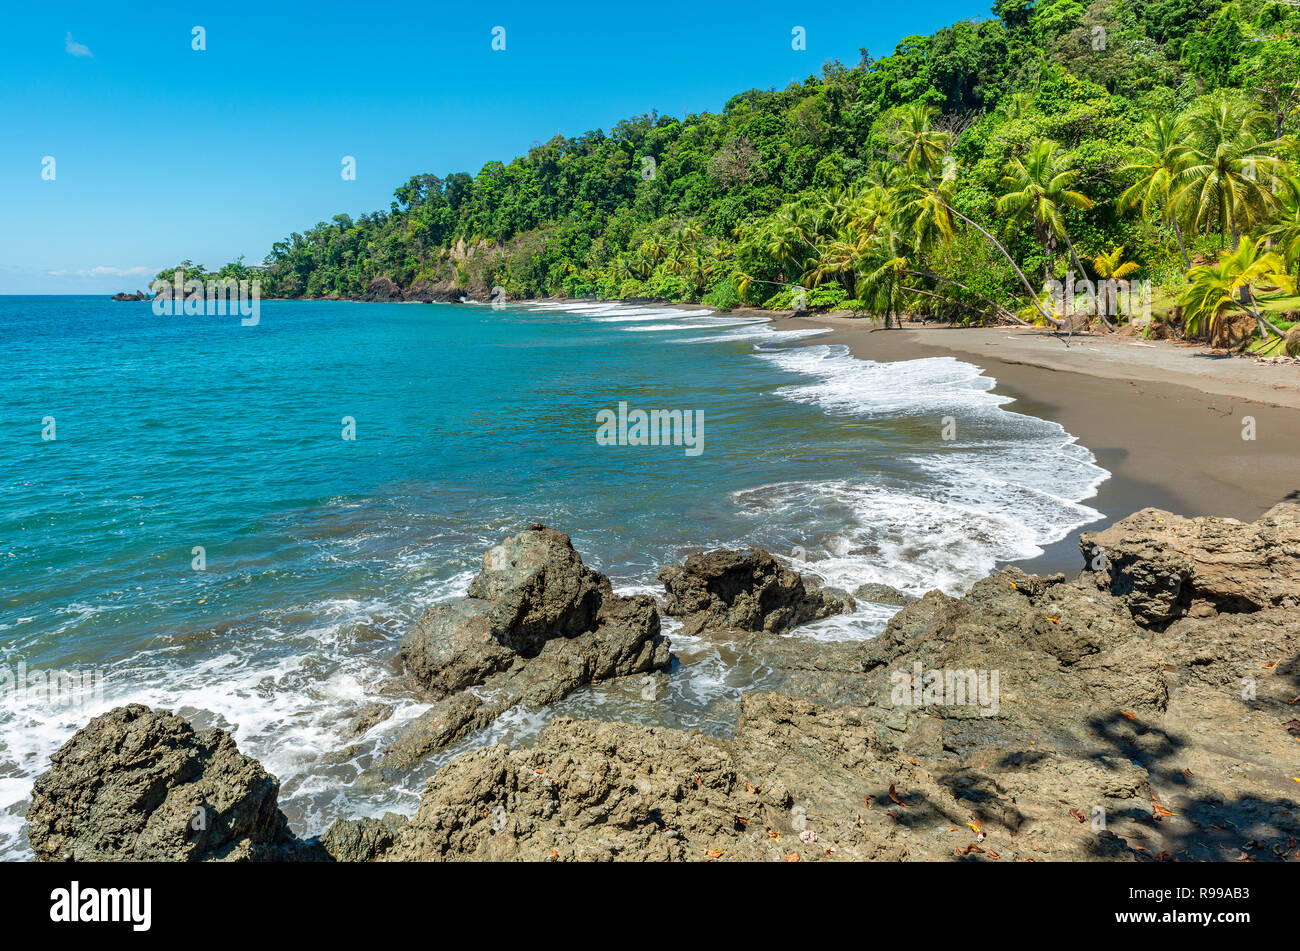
[{"x1": 783, "y1": 316, "x2": 1300, "y2": 576}]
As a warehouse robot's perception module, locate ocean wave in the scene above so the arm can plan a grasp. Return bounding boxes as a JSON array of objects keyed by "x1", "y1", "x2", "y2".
[{"x1": 730, "y1": 341, "x2": 1106, "y2": 598}]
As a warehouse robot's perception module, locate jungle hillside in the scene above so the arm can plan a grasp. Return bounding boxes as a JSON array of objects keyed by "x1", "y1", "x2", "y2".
[{"x1": 166, "y1": 0, "x2": 1300, "y2": 352}]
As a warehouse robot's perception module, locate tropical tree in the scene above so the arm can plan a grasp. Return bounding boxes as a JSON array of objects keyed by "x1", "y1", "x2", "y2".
[
  {"x1": 997, "y1": 140, "x2": 1095, "y2": 283},
  {"x1": 889, "y1": 103, "x2": 953, "y2": 180},
  {"x1": 1176, "y1": 92, "x2": 1285, "y2": 248},
  {"x1": 764, "y1": 207, "x2": 816, "y2": 283},
  {"x1": 1261, "y1": 179, "x2": 1300, "y2": 284},
  {"x1": 1118, "y1": 115, "x2": 1194, "y2": 266},
  {"x1": 1178, "y1": 239, "x2": 1293, "y2": 346},
  {"x1": 1092, "y1": 246, "x2": 1141, "y2": 322}
]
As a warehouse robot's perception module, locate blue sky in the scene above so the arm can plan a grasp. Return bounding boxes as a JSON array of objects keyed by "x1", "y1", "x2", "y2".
[{"x1": 0, "y1": 0, "x2": 987, "y2": 293}]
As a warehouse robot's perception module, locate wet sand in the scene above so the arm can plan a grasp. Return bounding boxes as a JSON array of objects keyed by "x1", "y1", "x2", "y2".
[{"x1": 783, "y1": 316, "x2": 1300, "y2": 575}]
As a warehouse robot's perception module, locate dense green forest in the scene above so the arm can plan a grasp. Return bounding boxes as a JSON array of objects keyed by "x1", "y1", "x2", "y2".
[{"x1": 168, "y1": 0, "x2": 1300, "y2": 350}]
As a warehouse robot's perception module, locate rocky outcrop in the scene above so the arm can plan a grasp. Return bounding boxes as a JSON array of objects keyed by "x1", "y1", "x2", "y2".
[
  {"x1": 31, "y1": 508, "x2": 1300, "y2": 863},
  {"x1": 383, "y1": 555, "x2": 1299, "y2": 861},
  {"x1": 373, "y1": 526, "x2": 670, "y2": 775},
  {"x1": 404, "y1": 277, "x2": 468, "y2": 303},
  {"x1": 383, "y1": 504, "x2": 1300, "y2": 862},
  {"x1": 361, "y1": 276, "x2": 404, "y2": 301},
  {"x1": 110, "y1": 290, "x2": 150, "y2": 301},
  {"x1": 26, "y1": 704, "x2": 307, "y2": 861},
  {"x1": 658, "y1": 549, "x2": 854, "y2": 636},
  {"x1": 1080, "y1": 503, "x2": 1300, "y2": 626}
]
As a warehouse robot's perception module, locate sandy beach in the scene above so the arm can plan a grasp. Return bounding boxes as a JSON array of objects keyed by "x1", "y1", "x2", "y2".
[{"x1": 785, "y1": 315, "x2": 1300, "y2": 575}]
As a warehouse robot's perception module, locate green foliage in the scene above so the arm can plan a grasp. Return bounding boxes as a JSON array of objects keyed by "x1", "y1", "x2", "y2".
[
  {"x1": 807, "y1": 281, "x2": 849, "y2": 309},
  {"x1": 169, "y1": 1, "x2": 1298, "y2": 349}
]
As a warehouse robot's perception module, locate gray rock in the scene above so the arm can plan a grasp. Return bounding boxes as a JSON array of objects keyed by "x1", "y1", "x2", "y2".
[
  {"x1": 465, "y1": 525, "x2": 605, "y2": 654},
  {"x1": 27, "y1": 704, "x2": 301, "y2": 862},
  {"x1": 380, "y1": 525, "x2": 669, "y2": 772},
  {"x1": 852, "y1": 582, "x2": 917, "y2": 606},
  {"x1": 1080, "y1": 503, "x2": 1300, "y2": 626},
  {"x1": 657, "y1": 548, "x2": 854, "y2": 635},
  {"x1": 321, "y1": 814, "x2": 407, "y2": 862}
]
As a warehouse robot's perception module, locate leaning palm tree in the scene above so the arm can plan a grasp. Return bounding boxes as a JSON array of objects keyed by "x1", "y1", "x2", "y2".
[
  {"x1": 1176, "y1": 92, "x2": 1285, "y2": 249},
  {"x1": 997, "y1": 140, "x2": 1095, "y2": 284},
  {"x1": 1178, "y1": 238, "x2": 1292, "y2": 346},
  {"x1": 1118, "y1": 115, "x2": 1194, "y2": 267}
]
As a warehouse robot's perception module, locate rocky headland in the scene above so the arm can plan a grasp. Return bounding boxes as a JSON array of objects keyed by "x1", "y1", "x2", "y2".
[{"x1": 26, "y1": 507, "x2": 1300, "y2": 862}]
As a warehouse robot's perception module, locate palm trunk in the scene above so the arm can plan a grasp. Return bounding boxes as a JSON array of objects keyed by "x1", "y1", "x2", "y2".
[
  {"x1": 939, "y1": 201, "x2": 1068, "y2": 331},
  {"x1": 1172, "y1": 219, "x2": 1190, "y2": 268},
  {"x1": 1247, "y1": 301, "x2": 1289, "y2": 340},
  {"x1": 1061, "y1": 224, "x2": 1115, "y2": 331}
]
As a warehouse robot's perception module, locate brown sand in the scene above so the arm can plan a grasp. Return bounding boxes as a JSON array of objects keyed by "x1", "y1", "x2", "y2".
[{"x1": 782, "y1": 316, "x2": 1300, "y2": 575}]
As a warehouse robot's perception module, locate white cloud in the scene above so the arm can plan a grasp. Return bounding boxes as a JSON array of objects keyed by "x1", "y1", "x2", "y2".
[
  {"x1": 82, "y1": 266, "x2": 155, "y2": 277},
  {"x1": 65, "y1": 33, "x2": 93, "y2": 58},
  {"x1": 45, "y1": 266, "x2": 155, "y2": 278}
]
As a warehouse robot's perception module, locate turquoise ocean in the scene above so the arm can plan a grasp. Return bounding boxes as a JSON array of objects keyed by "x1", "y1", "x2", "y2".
[{"x1": 0, "y1": 296, "x2": 1108, "y2": 858}]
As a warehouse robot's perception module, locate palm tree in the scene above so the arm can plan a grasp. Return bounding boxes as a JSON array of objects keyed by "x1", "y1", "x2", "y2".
[
  {"x1": 1092, "y1": 246, "x2": 1141, "y2": 322},
  {"x1": 995, "y1": 91, "x2": 1035, "y2": 121},
  {"x1": 806, "y1": 184, "x2": 891, "y2": 298},
  {"x1": 1177, "y1": 92, "x2": 1284, "y2": 249},
  {"x1": 890, "y1": 103, "x2": 953, "y2": 181},
  {"x1": 858, "y1": 226, "x2": 913, "y2": 328},
  {"x1": 1118, "y1": 115, "x2": 1194, "y2": 267},
  {"x1": 1262, "y1": 180, "x2": 1300, "y2": 285},
  {"x1": 765, "y1": 207, "x2": 816, "y2": 283},
  {"x1": 891, "y1": 165, "x2": 957, "y2": 257},
  {"x1": 863, "y1": 160, "x2": 905, "y2": 190},
  {"x1": 997, "y1": 140, "x2": 1094, "y2": 284},
  {"x1": 641, "y1": 237, "x2": 667, "y2": 266},
  {"x1": 1178, "y1": 239, "x2": 1292, "y2": 345}
]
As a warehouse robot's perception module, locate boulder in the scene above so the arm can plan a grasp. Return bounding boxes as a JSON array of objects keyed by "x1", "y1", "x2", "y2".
[
  {"x1": 465, "y1": 525, "x2": 605, "y2": 653},
  {"x1": 321, "y1": 814, "x2": 407, "y2": 862},
  {"x1": 1285, "y1": 327, "x2": 1300, "y2": 358},
  {"x1": 378, "y1": 526, "x2": 669, "y2": 773},
  {"x1": 26, "y1": 704, "x2": 300, "y2": 861},
  {"x1": 852, "y1": 582, "x2": 916, "y2": 606},
  {"x1": 657, "y1": 548, "x2": 854, "y2": 635},
  {"x1": 1079, "y1": 503, "x2": 1300, "y2": 626}
]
